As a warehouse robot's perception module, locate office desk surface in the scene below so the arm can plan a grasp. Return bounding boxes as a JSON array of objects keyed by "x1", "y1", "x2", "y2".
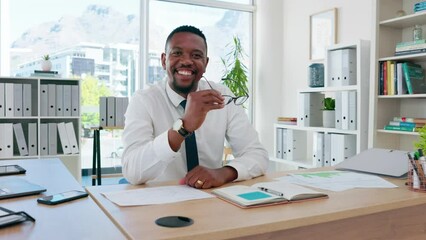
[
  {"x1": 86, "y1": 170, "x2": 426, "y2": 240},
  {"x1": 0, "y1": 158, "x2": 126, "y2": 240}
]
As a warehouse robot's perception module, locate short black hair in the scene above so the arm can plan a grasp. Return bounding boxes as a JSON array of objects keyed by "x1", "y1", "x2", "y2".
[{"x1": 164, "y1": 25, "x2": 208, "y2": 52}]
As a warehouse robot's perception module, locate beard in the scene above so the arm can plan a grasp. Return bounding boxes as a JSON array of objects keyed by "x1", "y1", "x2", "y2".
[{"x1": 171, "y1": 76, "x2": 196, "y2": 94}]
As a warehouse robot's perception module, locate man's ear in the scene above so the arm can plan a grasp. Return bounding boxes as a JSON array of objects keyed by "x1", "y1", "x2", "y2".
[{"x1": 161, "y1": 53, "x2": 166, "y2": 70}]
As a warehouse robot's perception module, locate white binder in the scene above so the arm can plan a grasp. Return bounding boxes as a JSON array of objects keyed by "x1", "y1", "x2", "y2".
[
  {"x1": 48, "y1": 84, "x2": 56, "y2": 116},
  {"x1": 341, "y1": 48, "x2": 357, "y2": 86},
  {"x1": 99, "y1": 97, "x2": 107, "y2": 127},
  {"x1": 348, "y1": 91, "x2": 357, "y2": 130},
  {"x1": 275, "y1": 128, "x2": 283, "y2": 159},
  {"x1": 28, "y1": 123, "x2": 37, "y2": 156},
  {"x1": 71, "y1": 85, "x2": 79, "y2": 116},
  {"x1": 330, "y1": 134, "x2": 356, "y2": 166},
  {"x1": 40, "y1": 85, "x2": 48, "y2": 117},
  {"x1": 2, "y1": 124, "x2": 14, "y2": 157},
  {"x1": 297, "y1": 93, "x2": 323, "y2": 127},
  {"x1": 285, "y1": 129, "x2": 306, "y2": 161},
  {"x1": 48, "y1": 123, "x2": 57, "y2": 155},
  {"x1": 13, "y1": 83, "x2": 23, "y2": 117},
  {"x1": 341, "y1": 91, "x2": 349, "y2": 130},
  {"x1": 63, "y1": 85, "x2": 72, "y2": 116},
  {"x1": 40, "y1": 123, "x2": 48, "y2": 155},
  {"x1": 5, "y1": 83, "x2": 14, "y2": 117},
  {"x1": 323, "y1": 133, "x2": 332, "y2": 166},
  {"x1": 335, "y1": 92, "x2": 342, "y2": 129},
  {"x1": 23, "y1": 84, "x2": 32, "y2": 117},
  {"x1": 56, "y1": 85, "x2": 64, "y2": 116},
  {"x1": 107, "y1": 97, "x2": 116, "y2": 127},
  {"x1": 0, "y1": 83, "x2": 4, "y2": 117},
  {"x1": 57, "y1": 122, "x2": 71, "y2": 154},
  {"x1": 312, "y1": 132, "x2": 324, "y2": 167},
  {"x1": 115, "y1": 97, "x2": 128, "y2": 128},
  {"x1": 328, "y1": 50, "x2": 342, "y2": 87},
  {"x1": 13, "y1": 123, "x2": 28, "y2": 156},
  {"x1": 65, "y1": 122, "x2": 79, "y2": 154}
]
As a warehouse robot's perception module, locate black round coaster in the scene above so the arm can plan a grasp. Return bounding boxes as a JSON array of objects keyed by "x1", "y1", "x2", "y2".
[{"x1": 155, "y1": 216, "x2": 194, "y2": 228}]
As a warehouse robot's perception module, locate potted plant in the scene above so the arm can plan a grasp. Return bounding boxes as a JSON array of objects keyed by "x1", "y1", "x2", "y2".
[
  {"x1": 322, "y1": 97, "x2": 335, "y2": 128},
  {"x1": 414, "y1": 125, "x2": 426, "y2": 156},
  {"x1": 221, "y1": 36, "x2": 249, "y2": 102},
  {"x1": 41, "y1": 54, "x2": 52, "y2": 71}
]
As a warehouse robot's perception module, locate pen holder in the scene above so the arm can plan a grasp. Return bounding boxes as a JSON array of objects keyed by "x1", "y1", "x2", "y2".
[{"x1": 407, "y1": 159, "x2": 426, "y2": 192}]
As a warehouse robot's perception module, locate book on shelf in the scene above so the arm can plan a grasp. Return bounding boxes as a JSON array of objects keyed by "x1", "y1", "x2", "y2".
[
  {"x1": 389, "y1": 121, "x2": 424, "y2": 128},
  {"x1": 395, "y1": 48, "x2": 426, "y2": 56},
  {"x1": 211, "y1": 181, "x2": 328, "y2": 208},
  {"x1": 396, "y1": 43, "x2": 426, "y2": 52},
  {"x1": 277, "y1": 117, "x2": 297, "y2": 125},
  {"x1": 396, "y1": 39, "x2": 426, "y2": 48},
  {"x1": 393, "y1": 117, "x2": 426, "y2": 124},
  {"x1": 384, "y1": 125, "x2": 416, "y2": 132},
  {"x1": 414, "y1": 5, "x2": 426, "y2": 12},
  {"x1": 31, "y1": 70, "x2": 60, "y2": 77},
  {"x1": 402, "y1": 62, "x2": 426, "y2": 94}
]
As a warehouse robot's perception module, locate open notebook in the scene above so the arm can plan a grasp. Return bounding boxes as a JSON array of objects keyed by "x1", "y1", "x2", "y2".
[
  {"x1": 211, "y1": 181, "x2": 328, "y2": 208},
  {"x1": 0, "y1": 177, "x2": 46, "y2": 199}
]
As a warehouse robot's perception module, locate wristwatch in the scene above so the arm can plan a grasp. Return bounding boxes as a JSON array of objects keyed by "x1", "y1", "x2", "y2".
[{"x1": 172, "y1": 119, "x2": 192, "y2": 138}]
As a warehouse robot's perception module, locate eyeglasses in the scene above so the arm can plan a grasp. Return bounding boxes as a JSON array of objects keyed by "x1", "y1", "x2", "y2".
[{"x1": 203, "y1": 77, "x2": 249, "y2": 106}]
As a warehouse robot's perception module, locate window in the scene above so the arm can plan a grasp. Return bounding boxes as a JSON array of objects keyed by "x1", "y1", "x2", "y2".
[{"x1": 0, "y1": 0, "x2": 254, "y2": 173}]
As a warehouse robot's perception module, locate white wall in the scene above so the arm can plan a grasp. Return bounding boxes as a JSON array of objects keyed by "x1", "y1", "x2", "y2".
[{"x1": 255, "y1": 0, "x2": 373, "y2": 155}]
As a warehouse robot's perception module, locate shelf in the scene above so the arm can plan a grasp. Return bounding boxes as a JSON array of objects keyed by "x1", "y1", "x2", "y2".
[
  {"x1": 274, "y1": 123, "x2": 357, "y2": 135},
  {"x1": 270, "y1": 157, "x2": 314, "y2": 169},
  {"x1": 377, "y1": 129, "x2": 419, "y2": 136},
  {"x1": 380, "y1": 11, "x2": 426, "y2": 28},
  {"x1": 299, "y1": 85, "x2": 358, "y2": 93},
  {"x1": 378, "y1": 94, "x2": 426, "y2": 99},
  {"x1": 379, "y1": 52, "x2": 426, "y2": 62}
]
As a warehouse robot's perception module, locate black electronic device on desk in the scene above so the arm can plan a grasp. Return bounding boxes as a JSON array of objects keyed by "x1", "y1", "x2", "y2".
[
  {"x1": 0, "y1": 165, "x2": 26, "y2": 176},
  {"x1": 37, "y1": 190, "x2": 88, "y2": 205}
]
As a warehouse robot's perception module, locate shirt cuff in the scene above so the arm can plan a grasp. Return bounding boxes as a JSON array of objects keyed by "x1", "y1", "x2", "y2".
[
  {"x1": 226, "y1": 161, "x2": 249, "y2": 181},
  {"x1": 153, "y1": 131, "x2": 181, "y2": 163}
]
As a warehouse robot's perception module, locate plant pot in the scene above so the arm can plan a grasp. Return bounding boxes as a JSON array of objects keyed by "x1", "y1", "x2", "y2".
[
  {"x1": 41, "y1": 60, "x2": 52, "y2": 71},
  {"x1": 323, "y1": 110, "x2": 335, "y2": 128}
]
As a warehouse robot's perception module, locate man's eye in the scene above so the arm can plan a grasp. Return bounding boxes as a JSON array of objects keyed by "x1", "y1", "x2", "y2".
[
  {"x1": 171, "y1": 51, "x2": 182, "y2": 56},
  {"x1": 193, "y1": 54, "x2": 203, "y2": 59}
]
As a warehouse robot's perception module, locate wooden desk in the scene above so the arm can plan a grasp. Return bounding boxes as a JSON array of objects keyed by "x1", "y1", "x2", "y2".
[
  {"x1": 0, "y1": 158, "x2": 126, "y2": 240},
  {"x1": 86, "y1": 170, "x2": 426, "y2": 240}
]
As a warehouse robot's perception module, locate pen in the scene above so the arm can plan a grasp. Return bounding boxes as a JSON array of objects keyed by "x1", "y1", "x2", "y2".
[{"x1": 258, "y1": 187, "x2": 284, "y2": 197}]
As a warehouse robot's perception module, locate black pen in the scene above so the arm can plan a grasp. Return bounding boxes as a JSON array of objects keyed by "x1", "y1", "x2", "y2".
[{"x1": 258, "y1": 187, "x2": 283, "y2": 197}]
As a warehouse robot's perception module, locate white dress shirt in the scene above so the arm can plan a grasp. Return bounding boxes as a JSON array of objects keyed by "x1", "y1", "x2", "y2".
[{"x1": 121, "y1": 78, "x2": 268, "y2": 184}]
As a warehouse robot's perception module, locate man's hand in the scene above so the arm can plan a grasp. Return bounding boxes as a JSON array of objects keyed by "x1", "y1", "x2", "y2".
[
  {"x1": 181, "y1": 89, "x2": 224, "y2": 132},
  {"x1": 181, "y1": 166, "x2": 238, "y2": 189}
]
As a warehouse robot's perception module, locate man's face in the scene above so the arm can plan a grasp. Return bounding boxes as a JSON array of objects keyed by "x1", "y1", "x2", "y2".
[{"x1": 161, "y1": 32, "x2": 209, "y2": 95}]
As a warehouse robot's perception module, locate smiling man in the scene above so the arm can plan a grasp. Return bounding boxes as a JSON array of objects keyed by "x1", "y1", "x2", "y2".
[{"x1": 121, "y1": 25, "x2": 268, "y2": 189}]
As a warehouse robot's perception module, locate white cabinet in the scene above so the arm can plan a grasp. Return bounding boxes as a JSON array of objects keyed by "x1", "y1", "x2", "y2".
[
  {"x1": 369, "y1": 0, "x2": 426, "y2": 152},
  {"x1": 273, "y1": 40, "x2": 370, "y2": 169},
  {"x1": 0, "y1": 77, "x2": 81, "y2": 181}
]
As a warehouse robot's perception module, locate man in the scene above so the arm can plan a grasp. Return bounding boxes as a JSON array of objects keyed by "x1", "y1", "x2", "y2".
[{"x1": 122, "y1": 25, "x2": 268, "y2": 189}]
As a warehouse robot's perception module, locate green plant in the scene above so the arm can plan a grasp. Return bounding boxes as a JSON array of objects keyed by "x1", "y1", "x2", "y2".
[
  {"x1": 42, "y1": 54, "x2": 50, "y2": 60},
  {"x1": 221, "y1": 36, "x2": 249, "y2": 97},
  {"x1": 323, "y1": 97, "x2": 335, "y2": 110},
  {"x1": 414, "y1": 125, "x2": 426, "y2": 153}
]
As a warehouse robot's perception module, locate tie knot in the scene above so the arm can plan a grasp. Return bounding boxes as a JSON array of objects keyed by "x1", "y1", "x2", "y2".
[{"x1": 180, "y1": 100, "x2": 187, "y2": 109}]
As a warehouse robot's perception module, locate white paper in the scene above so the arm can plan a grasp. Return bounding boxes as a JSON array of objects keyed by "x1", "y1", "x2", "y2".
[
  {"x1": 276, "y1": 170, "x2": 398, "y2": 192},
  {"x1": 102, "y1": 185, "x2": 215, "y2": 206}
]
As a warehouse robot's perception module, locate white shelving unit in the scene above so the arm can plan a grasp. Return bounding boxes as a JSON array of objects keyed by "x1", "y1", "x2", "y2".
[
  {"x1": 273, "y1": 40, "x2": 370, "y2": 168},
  {"x1": 0, "y1": 77, "x2": 81, "y2": 181},
  {"x1": 369, "y1": 0, "x2": 426, "y2": 151}
]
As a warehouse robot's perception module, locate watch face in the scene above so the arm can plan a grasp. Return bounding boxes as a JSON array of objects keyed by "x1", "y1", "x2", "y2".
[{"x1": 173, "y1": 119, "x2": 184, "y2": 131}]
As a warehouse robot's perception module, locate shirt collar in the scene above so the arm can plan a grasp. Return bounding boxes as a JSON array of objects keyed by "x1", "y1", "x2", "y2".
[{"x1": 165, "y1": 77, "x2": 204, "y2": 107}]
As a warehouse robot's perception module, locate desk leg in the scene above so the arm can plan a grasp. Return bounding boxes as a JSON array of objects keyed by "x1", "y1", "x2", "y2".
[
  {"x1": 92, "y1": 129, "x2": 98, "y2": 186},
  {"x1": 96, "y1": 129, "x2": 102, "y2": 185}
]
